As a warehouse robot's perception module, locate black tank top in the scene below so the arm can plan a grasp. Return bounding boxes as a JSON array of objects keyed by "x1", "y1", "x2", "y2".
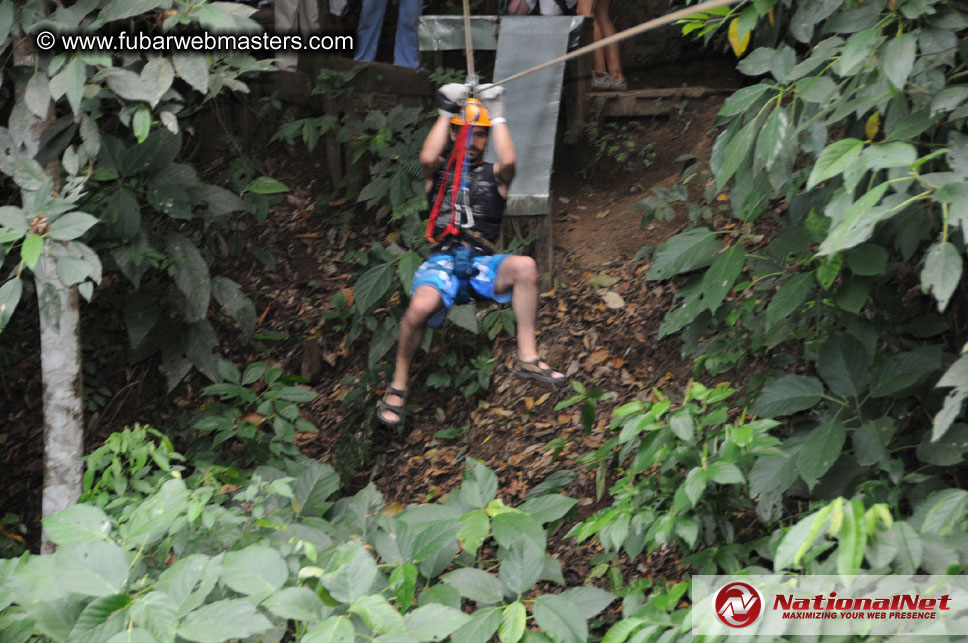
[{"x1": 428, "y1": 162, "x2": 507, "y2": 244}]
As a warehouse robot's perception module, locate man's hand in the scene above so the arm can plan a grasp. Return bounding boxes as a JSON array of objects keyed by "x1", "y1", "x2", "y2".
[
  {"x1": 437, "y1": 83, "x2": 469, "y2": 118},
  {"x1": 478, "y1": 84, "x2": 506, "y2": 122}
]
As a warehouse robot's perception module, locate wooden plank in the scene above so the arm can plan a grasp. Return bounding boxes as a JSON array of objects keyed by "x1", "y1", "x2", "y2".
[{"x1": 590, "y1": 86, "x2": 733, "y2": 118}]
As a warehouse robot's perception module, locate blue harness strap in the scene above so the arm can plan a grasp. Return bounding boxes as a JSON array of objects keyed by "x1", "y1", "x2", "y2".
[{"x1": 451, "y1": 245, "x2": 478, "y2": 305}]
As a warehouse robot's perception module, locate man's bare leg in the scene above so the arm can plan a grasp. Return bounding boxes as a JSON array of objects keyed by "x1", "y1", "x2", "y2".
[
  {"x1": 495, "y1": 255, "x2": 564, "y2": 379},
  {"x1": 379, "y1": 285, "x2": 443, "y2": 424}
]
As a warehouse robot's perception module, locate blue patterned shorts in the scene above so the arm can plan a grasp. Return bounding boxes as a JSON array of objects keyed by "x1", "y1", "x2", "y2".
[{"x1": 411, "y1": 251, "x2": 512, "y2": 327}]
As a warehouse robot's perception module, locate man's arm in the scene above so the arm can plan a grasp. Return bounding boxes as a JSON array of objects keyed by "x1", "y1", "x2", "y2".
[
  {"x1": 421, "y1": 83, "x2": 469, "y2": 187},
  {"x1": 479, "y1": 85, "x2": 515, "y2": 188}
]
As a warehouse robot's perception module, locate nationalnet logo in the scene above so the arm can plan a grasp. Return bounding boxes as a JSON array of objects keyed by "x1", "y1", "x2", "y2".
[
  {"x1": 713, "y1": 581, "x2": 764, "y2": 628},
  {"x1": 693, "y1": 575, "x2": 968, "y2": 636}
]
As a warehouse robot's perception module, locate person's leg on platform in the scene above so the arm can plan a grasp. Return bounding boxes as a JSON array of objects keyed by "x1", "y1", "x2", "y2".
[
  {"x1": 378, "y1": 285, "x2": 443, "y2": 425},
  {"x1": 355, "y1": 0, "x2": 389, "y2": 62},
  {"x1": 393, "y1": 0, "x2": 424, "y2": 68},
  {"x1": 494, "y1": 256, "x2": 565, "y2": 382},
  {"x1": 578, "y1": 0, "x2": 609, "y2": 89},
  {"x1": 596, "y1": 0, "x2": 624, "y2": 88}
]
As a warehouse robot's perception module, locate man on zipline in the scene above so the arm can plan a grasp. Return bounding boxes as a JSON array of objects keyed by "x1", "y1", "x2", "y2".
[{"x1": 378, "y1": 82, "x2": 566, "y2": 426}]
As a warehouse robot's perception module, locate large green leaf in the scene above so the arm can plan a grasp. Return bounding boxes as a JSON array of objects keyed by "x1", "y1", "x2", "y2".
[
  {"x1": 67, "y1": 594, "x2": 131, "y2": 643},
  {"x1": 773, "y1": 503, "x2": 834, "y2": 571},
  {"x1": 221, "y1": 545, "x2": 288, "y2": 595},
  {"x1": 99, "y1": 0, "x2": 167, "y2": 23},
  {"x1": 517, "y1": 494, "x2": 577, "y2": 524},
  {"x1": 837, "y1": 499, "x2": 866, "y2": 577},
  {"x1": 173, "y1": 53, "x2": 210, "y2": 94},
  {"x1": 871, "y1": 346, "x2": 942, "y2": 398},
  {"x1": 0, "y1": 277, "x2": 22, "y2": 333},
  {"x1": 646, "y1": 228, "x2": 723, "y2": 281},
  {"x1": 718, "y1": 84, "x2": 772, "y2": 117},
  {"x1": 751, "y1": 374, "x2": 824, "y2": 417},
  {"x1": 492, "y1": 512, "x2": 545, "y2": 551},
  {"x1": 155, "y1": 554, "x2": 222, "y2": 617},
  {"x1": 129, "y1": 591, "x2": 178, "y2": 643},
  {"x1": 860, "y1": 142, "x2": 916, "y2": 170},
  {"x1": 458, "y1": 509, "x2": 489, "y2": 556},
  {"x1": 450, "y1": 607, "x2": 502, "y2": 643},
  {"x1": 879, "y1": 33, "x2": 917, "y2": 90},
  {"x1": 533, "y1": 594, "x2": 587, "y2": 643},
  {"x1": 294, "y1": 461, "x2": 340, "y2": 516},
  {"x1": 355, "y1": 261, "x2": 394, "y2": 314},
  {"x1": 166, "y1": 232, "x2": 210, "y2": 323},
  {"x1": 460, "y1": 458, "x2": 498, "y2": 509},
  {"x1": 819, "y1": 185, "x2": 897, "y2": 255},
  {"x1": 120, "y1": 477, "x2": 188, "y2": 547},
  {"x1": 403, "y1": 603, "x2": 471, "y2": 640},
  {"x1": 754, "y1": 107, "x2": 791, "y2": 172},
  {"x1": 700, "y1": 242, "x2": 745, "y2": 313},
  {"x1": 852, "y1": 418, "x2": 893, "y2": 466},
  {"x1": 921, "y1": 241, "x2": 962, "y2": 312},
  {"x1": 817, "y1": 334, "x2": 870, "y2": 398},
  {"x1": 806, "y1": 138, "x2": 864, "y2": 190},
  {"x1": 442, "y1": 568, "x2": 503, "y2": 604},
  {"x1": 320, "y1": 543, "x2": 379, "y2": 603},
  {"x1": 795, "y1": 421, "x2": 846, "y2": 489},
  {"x1": 177, "y1": 599, "x2": 273, "y2": 643},
  {"x1": 920, "y1": 489, "x2": 968, "y2": 537},
  {"x1": 303, "y1": 616, "x2": 354, "y2": 643},
  {"x1": 21, "y1": 233, "x2": 44, "y2": 270},
  {"x1": 54, "y1": 541, "x2": 129, "y2": 597},
  {"x1": 559, "y1": 586, "x2": 615, "y2": 619},
  {"x1": 764, "y1": 272, "x2": 814, "y2": 330},
  {"x1": 499, "y1": 601, "x2": 527, "y2": 643},
  {"x1": 499, "y1": 540, "x2": 544, "y2": 598},
  {"x1": 749, "y1": 454, "x2": 798, "y2": 498},
  {"x1": 350, "y1": 594, "x2": 406, "y2": 635}
]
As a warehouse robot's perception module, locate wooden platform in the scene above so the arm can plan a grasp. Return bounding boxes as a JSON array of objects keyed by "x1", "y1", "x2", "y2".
[{"x1": 586, "y1": 86, "x2": 734, "y2": 118}]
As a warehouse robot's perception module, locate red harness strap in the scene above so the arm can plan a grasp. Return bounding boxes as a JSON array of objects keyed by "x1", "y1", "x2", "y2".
[{"x1": 425, "y1": 122, "x2": 471, "y2": 244}]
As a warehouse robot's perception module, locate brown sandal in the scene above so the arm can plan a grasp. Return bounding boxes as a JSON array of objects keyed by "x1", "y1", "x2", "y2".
[
  {"x1": 514, "y1": 358, "x2": 566, "y2": 384},
  {"x1": 377, "y1": 386, "x2": 408, "y2": 426}
]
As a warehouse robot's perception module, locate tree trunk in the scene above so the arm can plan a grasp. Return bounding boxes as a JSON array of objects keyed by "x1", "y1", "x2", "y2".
[{"x1": 35, "y1": 252, "x2": 84, "y2": 554}]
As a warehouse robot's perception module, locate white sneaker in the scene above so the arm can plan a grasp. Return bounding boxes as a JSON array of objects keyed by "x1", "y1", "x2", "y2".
[
  {"x1": 610, "y1": 76, "x2": 627, "y2": 90},
  {"x1": 591, "y1": 71, "x2": 611, "y2": 90}
]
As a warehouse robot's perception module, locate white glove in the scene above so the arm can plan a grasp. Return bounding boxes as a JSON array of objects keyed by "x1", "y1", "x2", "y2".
[
  {"x1": 437, "y1": 83, "x2": 469, "y2": 117},
  {"x1": 478, "y1": 84, "x2": 506, "y2": 121}
]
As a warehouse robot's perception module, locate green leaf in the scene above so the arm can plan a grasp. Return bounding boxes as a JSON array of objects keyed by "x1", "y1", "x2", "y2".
[
  {"x1": 244, "y1": 176, "x2": 289, "y2": 194},
  {"x1": 43, "y1": 503, "x2": 111, "y2": 545},
  {"x1": 708, "y1": 461, "x2": 745, "y2": 484},
  {"x1": 120, "y1": 477, "x2": 188, "y2": 547},
  {"x1": 716, "y1": 114, "x2": 760, "y2": 189},
  {"x1": 441, "y1": 568, "x2": 504, "y2": 604},
  {"x1": 48, "y1": 212, "x2": 99, "y2": 241},
  {"x1": 221, "y1": 545, "x2": 288, "y2": 595},
  {"x1": 774, "y1": 503, "x2": 833, "y2": 571},
  {"x1": 492, "y1": 512, "x2": 545, "y2": 551},
  {"x1": 104, "y1": 629, "x2": 157, "y2": 643},
  {"x1": 871, "y1": 346, "x2": 942, "y2": 398},
  {"x1": 99, "y1": 0, "x2": 166, "y2": 23},
  {"x1": 718, "y1": 84, "x2": 772, "y2": 117},
  {"x1": 819, "y1": 184, "x2": 895, "y2": 255},
  {"x1": 173, "y1": 53, "x2": 210, "y2": 94},
  {"x1": 795, "y1": 421, "x2": 846, "y2": 489},
  {"x1": 68, "y1": 593, "x2": 131, "y2": 643},
  {"x1": 517, "y1": 494, "x2": 577, "y2": 524},
  {"x1": 921, "y1": 242, "x2": 962, "y2": 312},
  {"x1": 404, "y1": 603, "x2": 471, "y2": 640},
  {"x1": 390, "y1": 563, "x2": 418, "y2": 613},
  {"x1": 765, "y1": 272, "x2": 813, "y2": 330},
  {"x1": 350, "y1": 594, "x2": 406, "y2": 635},
  {"x1": 166, "y1": 232, "x2": 211, "y2": 323},
  {"x1": 177, "y1": 599, "x2": 273, "y2": 643},
  {"x1": 751, "y1": 374, "x2": 824, "y2": 417},
  {"x1": 132, "y1": 105, "x2": 151, "y2": 143},
  {"x1": 320, "y1": 543, "x2": 379, "y2": 603},
  {"x1": 837, "y1": 499, "x2": 866, "y2": 577},
  {"x1": 754, "y1": 107, "x2": 790, "y2": 172},
  {"x1": 533, "y1": 594, "x2": 587, "y2": 643},
  {"x1": 879, "y1": 33, "x2": 917, "y2": 90},
  {"x1": 921, "y1": 489, "x2": 968, "y2": 537},
  {"x1": 0, "y1": 205, "x2": 28, "y2": 231},
  {"x1": 806, "y1": 138, "x2": 864, "y2": 190},
  {"x1": 499, "y1": 540, "x2": 544, "y2": 597},
  {"x1": 836, "y1": 28, "x2": 880, "y2": 75},
  {"x1": 54, "y1": 541, "x2": 129, "y2": 596},
  {"x1": 860, "y1": 142, "x2": 917, "y2": 170},
  {"x1": 21, "y1": 233, "x2": 43, "y2": 270},
  {"x1": 683, "y1": 467, "x2": 708, "y2": 506},
  {"x1": 917, "y1": 422, "x2": 968, "y2": 466},
  {"x1": 700, "y1": 242, "x2": 745, "y2": 313},
  {"x1": 646, "y1": 228, "x2": 723, "y2": 281},
  {"x1": 294, "y1": 460, "x2": 340, "y2": 515},
  {"x1": 355, "y1": 261, "x2": 394, "y2": 314},
  {"x1": 461, "y1": 457, "x2": 498, "y2": 509},
  {"x1": 458, "y1": 509, "x2": 489, "y2": 556},
  {"x1": 853, "y1": 420, "x2": 893, "y2": 468},
  {"x1": 797, "y1": 75, "x2": 838, "y2": 104},
  {"x1": 129, "y1": 591, "x2": 178, "y2": 643},
  {"x1": 818, "y1": 334, "x2": 870, "y2": 398},
  {"x1": 499, "y1": 601, "x2": 527, "y2": 643},
  {"x1": 25, "y1": 71, "x2": 51, "y2": 118},
  {"x1": 846, "y1": 243, "x2": 887, "y2": 276},
  {"x1": 559, "y1": 586, "x2": 615, "y2": 619},
  {"x1": 212, "y1": 276, "x2": 255, "y2": 335},
  {"x1": 749, "y1": 454, "x2": 798, "y2": 499},
  {"x1": 602, "y1": 619, "x2": 645, "y2": 643},
  {"x1": 262, "y1": 587, "x2": 324, "y2": 621},
  {"x1": 0, "y1": 278, "x2": 23, "y2": 333},
  {"x1": 140, "y1": 57, "x2": 174, "y2": 108},
  {"x1": 398, "y1": 250, "x2": 422, "y2": 294},
  {"x1": 450, "y1": 607, "x2": 501, "y2": 643},
  {"x1": 303, "y1": 616, "x2": 354, "y2": 643}
]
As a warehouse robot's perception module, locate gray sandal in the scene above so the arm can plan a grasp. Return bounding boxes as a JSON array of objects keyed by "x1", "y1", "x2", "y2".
[
  {"x1": 377, "y1": 386, "x2": 408, "y2": 426},
  {"x1": 514, "y1": 358, "x2": 566, "y2": 384}
]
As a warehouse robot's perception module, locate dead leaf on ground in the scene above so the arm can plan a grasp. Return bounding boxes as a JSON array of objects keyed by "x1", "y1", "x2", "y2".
[{"x1": 600, "y1": 291, "x2": 626, "y2": 309}]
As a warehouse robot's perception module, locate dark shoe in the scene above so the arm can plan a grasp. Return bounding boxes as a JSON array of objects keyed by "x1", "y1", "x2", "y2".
[
  {"x1": 377, "y1": 386, "x2": 408, "y2": 426},
  {"x1": 514, "y1": 358, "x2": 566, "y2": 384}
]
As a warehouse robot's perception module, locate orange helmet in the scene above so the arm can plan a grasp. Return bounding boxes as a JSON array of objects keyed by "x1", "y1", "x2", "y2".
[{"x1": 450, "y1": 98, "x2": 491, "y2": 127}]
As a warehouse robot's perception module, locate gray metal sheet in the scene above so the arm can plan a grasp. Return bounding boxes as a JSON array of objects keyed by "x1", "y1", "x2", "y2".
[
  {"x1": 486, "y1": 16, "x2": 576, "y2": 216},
  {"x1": 418, "y1": 16, "x2": 500, "y2": 51}
]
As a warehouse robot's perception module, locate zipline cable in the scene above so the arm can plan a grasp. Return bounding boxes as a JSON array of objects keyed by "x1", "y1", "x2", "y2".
[
  {"x1": 489, "y1": 0, "x2": 741, "y2": 88},
  {"x1": 462, "y1": 0, "x2": 477, "y2": 85}
]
